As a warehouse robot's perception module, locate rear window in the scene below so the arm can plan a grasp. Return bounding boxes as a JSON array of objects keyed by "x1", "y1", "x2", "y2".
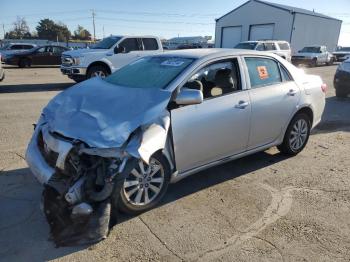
[
  {"x1": 142, "y1": 38, "x2": 158, "y2": 50},
  {"x1": 278, "y1": 42, "x2": 290, "y2": 50},
  {"x1": 105, "y1": 56, "x2": 194, "y2": 89},
  {"x1": 245, "y1": 57, "x2": 282, "y2": 88},
  {"x1": 23, "y1": 45, "x2": 34, "y2": 49}
]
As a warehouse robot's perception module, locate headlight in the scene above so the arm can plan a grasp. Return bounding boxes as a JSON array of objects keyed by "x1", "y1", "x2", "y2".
[{"x1": 72, "y1": 56, "x2": 83, "y2": 65}]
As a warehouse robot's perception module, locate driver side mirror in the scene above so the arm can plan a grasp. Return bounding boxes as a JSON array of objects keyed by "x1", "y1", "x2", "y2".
[
  {"x1": 114, "y1": 45, "x2": 126, "y2": 54},
  {"x1": 175, "y1": 88, "x2": 203, "y2": 105}
]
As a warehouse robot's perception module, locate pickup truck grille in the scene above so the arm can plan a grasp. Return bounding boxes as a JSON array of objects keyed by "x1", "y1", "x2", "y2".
[{"x1": 61, "y1": 55, "x2": 73, "y2": 66}]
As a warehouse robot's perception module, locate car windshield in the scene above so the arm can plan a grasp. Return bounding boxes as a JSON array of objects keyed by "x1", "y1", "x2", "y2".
[
  {"x1": 91, "y1": 36, "x2": 122, "y2": 49},
  {"x1": 234, "y1": 42, "x2": 257, "y2": 50},
  {"x1": 300, "y1": 47, "x2": 320, "y2": 53},
  {"x1": 105, "y1": 56, "x2": 194, "y2": 89}
]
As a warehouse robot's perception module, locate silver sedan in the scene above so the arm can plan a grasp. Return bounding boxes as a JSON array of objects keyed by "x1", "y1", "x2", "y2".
[{"x1": 26, "y1": 49, "x2": 325, "y2": 233}]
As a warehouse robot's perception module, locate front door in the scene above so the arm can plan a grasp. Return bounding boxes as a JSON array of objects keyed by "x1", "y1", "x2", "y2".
[
  {"x1": 108, "y1": 38, "x2": 144, "y2": 72},
  {"x1": 171, "y1": 58, "x2": 251, "y2": 173},
  {"x1": 31, "y1": 47, "x2": 48, "y2": 65},
  {"x1": 244, "y1": 57, "x2": 300, "y2": 148}
]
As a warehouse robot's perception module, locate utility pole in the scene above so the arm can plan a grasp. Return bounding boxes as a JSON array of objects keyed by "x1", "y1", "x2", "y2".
[
  {"x1": 2, "y1": 24, "x2": 5, "y2": 39},
  {"x1": 91, "y1": 9, "x2": 96, "y2": 42},
  {"x1": 103, "y1": 25, "x2": 105, "y2": 38}
]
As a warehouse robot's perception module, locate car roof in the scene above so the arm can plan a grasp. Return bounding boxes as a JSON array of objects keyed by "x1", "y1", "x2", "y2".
[
  {"x1": 240, "y1": 40, "x2": 288, "y2": 43},
  {"x1": 156, "y1": 48, "x2": 272, "y2": 59}
]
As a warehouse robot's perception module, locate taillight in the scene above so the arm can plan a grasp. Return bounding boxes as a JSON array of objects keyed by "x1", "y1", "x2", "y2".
[{"x1": 321, "y1": 83, "x2": 327, "y2": 93}]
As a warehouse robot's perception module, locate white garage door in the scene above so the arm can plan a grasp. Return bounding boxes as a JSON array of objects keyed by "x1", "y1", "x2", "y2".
[
  {"x1": 221, "y1": 26, "x2": 242, "y2": 48},
  {"x1": 249, "y1": 24, "x2": 274, "y2": 41}
]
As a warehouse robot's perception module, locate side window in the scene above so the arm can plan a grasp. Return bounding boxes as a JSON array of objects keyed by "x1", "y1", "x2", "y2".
[
  {"x1": 10, "y1": 45, "x2": 22, "y2": 50},
  {"x1": 280, "y1": 65, "x2": 292, "y2": 82},
  {"x1": 119, "y1": 38, "x2": 140, "y2": 52},
  {"x1": 23, "y1": 45, "x2": 33, "y2": 49},
  {"x1": 36, "y1": 47, "x2": 46, "y2": 53},
  {"x1": 184, "y1": 59, "x2": 241, "y2": 99},
  {"x1": 278, "y1": 42, "x2": 290, "y2": 50},
  {"x1": 52, "y1": 46, "x2": 63, "y2": 54},
  {"x1": 142, "y1": 38, "x2": 158, "y2": 50},
  {"x1": 265, "y1": 43, "x2": 277, "y2": 51},
  {"x1": 256, "y1": 44, "x2": 265, "y2": 51},
  {"x1": 245, "y1": 57, "x2": 282, "y2": 88}
]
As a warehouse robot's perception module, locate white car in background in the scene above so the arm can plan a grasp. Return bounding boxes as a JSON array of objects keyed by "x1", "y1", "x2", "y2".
[
  {"x1": 61, "y1": 35, "x2": 163, "y2": 82},
  {"x1": 292, "y1": 46, "x2": 334, "y2": 67},
  {"x1": 234, "y1": 40, "x2": 292, "y2": 62}
]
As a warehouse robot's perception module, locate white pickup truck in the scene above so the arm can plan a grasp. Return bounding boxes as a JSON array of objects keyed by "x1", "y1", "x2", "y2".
[
  {"x1": 61, "y1": 35, "x2": 163, "y2": 82},
  {"x1": 291, "y1": 46, "x2": 334, "y2": 67}
]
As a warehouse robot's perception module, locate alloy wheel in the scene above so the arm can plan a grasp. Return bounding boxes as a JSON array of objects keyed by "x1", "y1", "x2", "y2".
[
  {"x1": 122, "y1": 158, "x2": 165, "y2": 206},
  {"x1": 289, "y1": 119, "x2": 308, "y2": 151},
  {"x1": 92, "y1": 71, "x2": 106, "y2": 78}
]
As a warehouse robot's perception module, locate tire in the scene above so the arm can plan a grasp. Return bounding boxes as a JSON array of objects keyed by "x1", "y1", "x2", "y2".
[
  {"x1": 118, "y1": 152, "x2": 171, "y2": 215},
  {"x1": 326, "y1": 58, "x2": 334, "y2": 66},
  {"x1": 309, "y1": 58, "x2": 317, "y2": 67},
  {"x1": 87, "y1": 65, "x2": 109, "y2": 79},
  {"x1": 18, "y1": 58, "x2": 30, "y2": 68},
  {"x1": 277, "y1": 113, "x2": 311, "y2": 155}
]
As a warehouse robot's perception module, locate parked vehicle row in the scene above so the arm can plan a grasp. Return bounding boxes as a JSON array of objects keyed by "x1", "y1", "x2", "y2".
[{"x1": 291, "y1": 46, "x2": 334, "y2": 67}]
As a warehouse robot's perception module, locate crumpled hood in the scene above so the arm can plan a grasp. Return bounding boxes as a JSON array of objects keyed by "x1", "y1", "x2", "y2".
[
  {"x1": 63, "y1": 48, "x2": 109, "y2": 57},
  {"x1": 43, "y1": 78, "x2": 172, "y2": 148}
]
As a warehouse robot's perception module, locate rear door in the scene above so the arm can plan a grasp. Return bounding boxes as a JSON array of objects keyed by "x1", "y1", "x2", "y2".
[
  {"x1": 171, "y1": 57, "x2": 251, "y2": 172},
  {"x1": 221, "y1": 26, "x2": 242, "y2": 48},
  {"x1": 244, "y1": 56, "x2": 300, "y2": 149}
]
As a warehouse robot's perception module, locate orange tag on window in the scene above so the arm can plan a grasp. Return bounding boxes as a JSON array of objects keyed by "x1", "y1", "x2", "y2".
[{"x1": 257, "y1": 66, "x2": 269, "y2": 79}]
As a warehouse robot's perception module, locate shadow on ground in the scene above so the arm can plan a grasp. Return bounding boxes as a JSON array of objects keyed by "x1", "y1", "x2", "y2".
[
  {"x1": 313, "y1": 96, "x2": 350, "y2": 134},
  {"x1": 0, "y1": 83, "x2": 73, "y2": 93},
  {"x1": 0, "y1": 150, "x2": 288, "y2": 260}
]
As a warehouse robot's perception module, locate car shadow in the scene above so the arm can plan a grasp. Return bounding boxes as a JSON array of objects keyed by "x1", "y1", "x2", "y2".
[
  {"x1": 0, "y1": 83, "x2": 73, "y2": 93},
  {"x1": 3, "y1": 65, "x2": 61, "y2": 69},
  {"x1": 0, "y1": 150, "x2": 288, "y2": 260},
  {"x1": 313, "y1": 96, "x2": 350, "y2": 134}
]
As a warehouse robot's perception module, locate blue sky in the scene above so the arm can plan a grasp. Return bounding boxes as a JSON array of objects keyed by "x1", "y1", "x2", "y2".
[{"x1": 1, "y1": 0, "x2": 350, "y2": 45}]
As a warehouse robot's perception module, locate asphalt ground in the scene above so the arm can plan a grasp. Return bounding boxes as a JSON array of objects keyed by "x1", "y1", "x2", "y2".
[{"x1": 0, "y1": 64, "x2": 349, "y2": 261}]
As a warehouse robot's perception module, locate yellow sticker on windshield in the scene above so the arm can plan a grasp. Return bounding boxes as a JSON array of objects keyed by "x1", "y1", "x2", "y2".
[{"x1": 257, "y1": 66, "x2": 269, "y2": 79}]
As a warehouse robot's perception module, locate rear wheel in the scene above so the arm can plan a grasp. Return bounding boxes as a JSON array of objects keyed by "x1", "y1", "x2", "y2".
[
  {"x1": 309, "y1": 58, "x2": 317, "y2": 67},
  {"x1": 277, "y1": 113, "x2": 311, "y2": 155},
  {"x1": 326, "y1": 57, "x2": 334, "y2": 66},
  {"x1": 87, "y1": 65, "x2": 109, "y2": 79},
  {"x1": 118, "y1": 153, "x2": 170, "y2": 215}
]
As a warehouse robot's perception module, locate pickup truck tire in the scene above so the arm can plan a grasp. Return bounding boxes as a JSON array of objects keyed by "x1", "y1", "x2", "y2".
[
  {"x1": 277, "y1": 113, "x2": 311, "y2": 155},
  {"x1": 326, "y1": 58, "x2": 334, "y2": 66},
  {"x1": 18, "y1": 58, "x2": 31, "y2": 68},
  {"x1": 87, "y1": 65, "x2": 109, "y2": 79}
]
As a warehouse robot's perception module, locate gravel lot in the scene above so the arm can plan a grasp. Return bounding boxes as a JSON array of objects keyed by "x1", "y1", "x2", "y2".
[{"x1": 0, "y1": 65, "x2": 349, "y2": 261}]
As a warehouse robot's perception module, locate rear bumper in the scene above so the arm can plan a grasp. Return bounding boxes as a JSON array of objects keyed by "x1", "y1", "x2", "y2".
[{"x1": 61, "y1": 66, "x2": 87, "y2": 76}]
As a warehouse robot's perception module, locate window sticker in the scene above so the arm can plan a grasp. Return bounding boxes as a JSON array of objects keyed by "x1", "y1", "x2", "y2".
[
  {"x1": 257, "y1": 66, "x2": 269, "y2": 79},
  {"x1": 161, "y1": 59, "x2": 185, "y2": 67}
]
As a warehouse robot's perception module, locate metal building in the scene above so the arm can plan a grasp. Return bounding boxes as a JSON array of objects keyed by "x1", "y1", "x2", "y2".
[{"x1": 215, "y1": 0, "x2": 342, "y2": 53}]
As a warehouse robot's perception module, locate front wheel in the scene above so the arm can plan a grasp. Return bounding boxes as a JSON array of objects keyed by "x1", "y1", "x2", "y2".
[
  {"x1": 87, "y1": 65, "x2": 109, "y2": 79},
  {"x1": 118, "y1": 153, "x2": 171, "y2": 215},
  {"x1": 277, "y1": 113, "x2": 311, "y2": 155}
]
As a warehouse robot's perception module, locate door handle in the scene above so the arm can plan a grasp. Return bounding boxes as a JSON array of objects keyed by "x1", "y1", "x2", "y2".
[
  {"x1": 287, "y1": 89, "x2": 298, "y2": 96},
  {"x1": 235, "y1": 100, "x2": 249, "y2": 109}
]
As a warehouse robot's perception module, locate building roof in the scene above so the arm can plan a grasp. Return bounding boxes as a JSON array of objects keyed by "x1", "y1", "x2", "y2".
[{"x1": 217, "y1": 0, "x2": 342, "y2": 22}]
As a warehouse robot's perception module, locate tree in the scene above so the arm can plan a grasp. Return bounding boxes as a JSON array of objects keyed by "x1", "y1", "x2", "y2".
[
  {"x1": 5, "y1": 17, "x2": 31, "y2": 39},
  {"x1": 73, "y1": 25, "x2": 91, "y2": 40},
  {"x1": 36, "y1": 19, "x2": 71, "y2": 42}
]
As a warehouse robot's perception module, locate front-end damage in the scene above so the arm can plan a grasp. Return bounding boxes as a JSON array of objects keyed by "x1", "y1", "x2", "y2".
[{"x1": 25, "y1": 78, "x2": 174, "y2": 246}]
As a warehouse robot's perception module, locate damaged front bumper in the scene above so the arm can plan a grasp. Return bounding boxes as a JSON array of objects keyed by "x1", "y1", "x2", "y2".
[{"x1": 26, "y1": 122, "x2": 73, "y2": 184}]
